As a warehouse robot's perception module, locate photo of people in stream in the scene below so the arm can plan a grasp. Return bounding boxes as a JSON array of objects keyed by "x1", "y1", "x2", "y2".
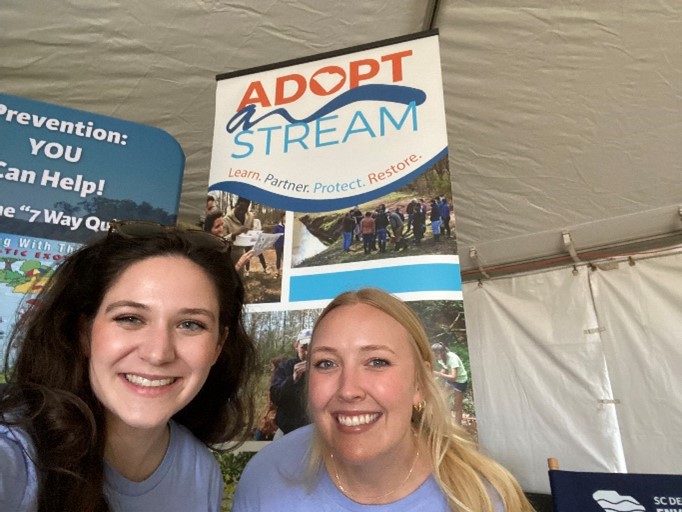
[
  {"x1": 292, "y1": 158, "x2": 456, "y2": 268},
  {"x1": 197, "y1": 192, "x2": 285, "y2": 304}
]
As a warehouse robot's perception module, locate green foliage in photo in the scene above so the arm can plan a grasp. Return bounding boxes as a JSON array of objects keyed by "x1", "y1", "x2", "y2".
[{"x1": 213, "y1": 450, "x2": 256, "y2": 512}]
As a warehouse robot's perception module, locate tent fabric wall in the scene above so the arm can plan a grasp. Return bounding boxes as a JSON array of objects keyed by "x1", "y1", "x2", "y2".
[
  {"x1": 591, "y1": 251, "x2": 682, "y2": 473},
  {"x1": 463, "y1": 248, "x2": 682, "y2": 493}
]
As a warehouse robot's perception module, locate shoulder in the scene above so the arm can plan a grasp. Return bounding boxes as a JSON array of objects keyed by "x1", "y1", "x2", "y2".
[
  {"x1": 233, "y1": 425, "x2": 312, "y2": 509},
  {"x1": 241, "y1": 424, "x2": 311, "y2": 479},
  {"x1": 0, "y1": 423, "x2": 32, "y2": 454},
  {"x1": 274, "y1": 357, "x2": 296, "y2": 373},
  {"x1": 169, "y1": 421, "x2": 220, "y2": 474},
  {"x1": 0, "y1": 424, "x2": 38, "y2": 511},
  {"x1": 224, "y1": 213, "x2": 241, "y2": 226},
  {"x1": 447, "y1": 352, "x2": 463, "y2": 365}
]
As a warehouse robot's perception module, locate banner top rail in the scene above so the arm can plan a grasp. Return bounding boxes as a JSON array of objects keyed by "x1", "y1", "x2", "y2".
[{"x1": 215, "y1": 29, "x2": 439, "y2": 82}]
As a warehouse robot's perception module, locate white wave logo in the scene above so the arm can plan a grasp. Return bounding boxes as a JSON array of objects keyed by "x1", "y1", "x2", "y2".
[{"x1": 593, "y1": 490, "x2": 646, "y2": 512}]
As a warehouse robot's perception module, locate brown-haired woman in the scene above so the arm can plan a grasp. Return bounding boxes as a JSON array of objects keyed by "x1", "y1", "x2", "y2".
[{"x1": 0, "y1": 222, "x2": 256, "y2": 511}]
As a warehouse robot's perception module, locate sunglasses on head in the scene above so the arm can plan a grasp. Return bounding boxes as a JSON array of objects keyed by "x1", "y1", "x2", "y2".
[{"x1": 107, "y1": 220, "x2": 231, "y2": 253}]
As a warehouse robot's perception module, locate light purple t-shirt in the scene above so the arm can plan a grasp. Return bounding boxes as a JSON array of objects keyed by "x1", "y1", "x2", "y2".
[
  {"x1": 0, "y1": 420, "x2": 223, "y2": 511},
  {"x1": 233, "y1": 424, "x2": 505, "y2": 512}
]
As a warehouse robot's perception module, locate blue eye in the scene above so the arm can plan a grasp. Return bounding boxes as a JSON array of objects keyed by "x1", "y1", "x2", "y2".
[
  {"x1": 313, "y1": 360, "x2": 335, "y2": 370},
  {"x1": 114, "y1": 315, "x2": 141, "y2": 324},
  {"x1": 368, "y1": 358, "x2": 390, "y2": 368},
  {"x1": 179, "y1": 320, "x2": 206, "y2": 331}
]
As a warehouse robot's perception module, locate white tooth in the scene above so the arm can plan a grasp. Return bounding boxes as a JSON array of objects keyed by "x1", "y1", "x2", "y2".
[
  {"x1": 126, "y1": 374, "x2": 174, "y2": 387},
  {"x1": 338, "y1": 414, "x2": 378, "y2": 426}
]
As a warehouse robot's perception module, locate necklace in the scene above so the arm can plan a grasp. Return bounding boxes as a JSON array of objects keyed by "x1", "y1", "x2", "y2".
[{"x1": 329, "y1": 445, "x2": 420, "y2": 502}]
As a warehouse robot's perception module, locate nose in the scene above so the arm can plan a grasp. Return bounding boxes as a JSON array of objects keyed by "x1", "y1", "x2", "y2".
[
  {"x1": 337, "y1": 366, "x2": 366, "y2": 402},
  {"x1": 138, "y1": 325, "x2": 176, "y2": 365}
]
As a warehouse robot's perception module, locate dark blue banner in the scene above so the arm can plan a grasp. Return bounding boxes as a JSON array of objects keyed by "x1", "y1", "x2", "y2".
[{"x1": 549, "y1": 469, "x2": 682, "y2": 512}]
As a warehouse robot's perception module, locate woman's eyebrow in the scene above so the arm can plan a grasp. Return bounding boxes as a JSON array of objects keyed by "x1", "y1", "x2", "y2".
[
  {"x1": 104, "y1": 300, "x2": 148, "y2": 313},
  {"x1": 310, "y1": 345, "x2": 337, "y2": 354},
  {"x1": 178, "y1": 308, "x2": 216, "y2": 320},
  {"x1": 103, "y1": 303, "x2": 216, "y2": 321},
  {"x1": 311, "y1": 344, "x2": 396, "y2": 354},
  {"x1": 359, "y1": 344, "x2": 397, "y2": 354}
]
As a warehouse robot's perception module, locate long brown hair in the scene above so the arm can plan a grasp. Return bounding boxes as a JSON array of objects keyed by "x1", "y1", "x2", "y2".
[{"x1": 1, "y1": 228, "x2": 256, "y2": 512}]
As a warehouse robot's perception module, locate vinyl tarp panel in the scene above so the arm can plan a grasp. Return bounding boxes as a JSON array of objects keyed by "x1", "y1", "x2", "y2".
[
  {"x1": 591, "y1": 252, "x2": 682, "y2": 473},
  {"x1": 463, "y1": 248, "x2": 682, "y2": 493}
]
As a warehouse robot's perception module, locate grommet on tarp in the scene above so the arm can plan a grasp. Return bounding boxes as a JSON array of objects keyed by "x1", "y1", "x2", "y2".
[
  {"x1": 469, "y1": 247, "x2": 491, "y2": 280},
  {"x1": 572, "y1": 265, "x2": 579, "y2": 276},
  {"x1": 628, "y1": 256, "x2": 636, "y2": 266},
  {"x1": 477, "y1": 279, "x2": 483, "y2": 288}
]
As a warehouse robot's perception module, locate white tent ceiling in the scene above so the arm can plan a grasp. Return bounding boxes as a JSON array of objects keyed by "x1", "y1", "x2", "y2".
[{"x1": 3, "y1": 1, "x2": 680, "y2": 278}]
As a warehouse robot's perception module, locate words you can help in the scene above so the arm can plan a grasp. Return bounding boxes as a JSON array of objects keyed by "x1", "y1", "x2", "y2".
[
  {"x1": 1, "y1": 138, "x2": 106, "y2": 199},
  {"x1": 1, "y1": 135, "x2": 110, "y2": 227},
  {"x1": 1, "y1": 137, "x2": 109, "y2": 230}
]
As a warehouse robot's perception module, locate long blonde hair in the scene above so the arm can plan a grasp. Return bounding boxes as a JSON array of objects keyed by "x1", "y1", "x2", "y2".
[{"x1": 307, "y1": 288, "x2": 534, "y2": 512}]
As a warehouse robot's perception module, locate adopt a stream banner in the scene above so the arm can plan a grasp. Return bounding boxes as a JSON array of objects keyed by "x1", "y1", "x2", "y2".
[
  {"x1": 210, "y1": 32, "x2": 473, "y2": 450},
  {"x1": 0, "y1": 94, "x2": 184, "y2": 355},
  {"x1": 209, "y1": 30, "x2": 461, "y2": 306}
]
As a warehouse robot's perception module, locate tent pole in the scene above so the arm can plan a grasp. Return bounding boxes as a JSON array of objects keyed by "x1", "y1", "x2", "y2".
[{"x1": 424, "y1": 0, "x2": 442, "y2": 30}]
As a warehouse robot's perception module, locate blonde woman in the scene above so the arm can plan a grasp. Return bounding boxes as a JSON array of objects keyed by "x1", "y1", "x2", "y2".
[{"x1": 233, "y1": 288, "x2": 534, "y2": 512}]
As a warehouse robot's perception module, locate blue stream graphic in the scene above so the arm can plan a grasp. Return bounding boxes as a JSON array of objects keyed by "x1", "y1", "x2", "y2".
[{"x1": 226, "y1": 84, "x2": 427, "y2": 132}]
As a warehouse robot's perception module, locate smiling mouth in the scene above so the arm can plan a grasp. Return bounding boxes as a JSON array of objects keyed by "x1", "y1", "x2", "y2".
[
  {"x1": 337, "y1": 413, "x2": 380, "y2": 427},
  {"x1": 125, "y1": 374, "x2": 177, "y2": 387}
]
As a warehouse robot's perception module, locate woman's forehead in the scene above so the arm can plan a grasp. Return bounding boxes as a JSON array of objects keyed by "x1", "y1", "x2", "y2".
[{"x1": 314, "y1": 304, "x2": 412, "y2": 348}]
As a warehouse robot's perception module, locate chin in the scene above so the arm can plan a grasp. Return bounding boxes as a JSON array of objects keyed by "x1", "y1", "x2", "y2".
[{"x1": 106, "y1": 407, "x2": 175, "y2": 433}]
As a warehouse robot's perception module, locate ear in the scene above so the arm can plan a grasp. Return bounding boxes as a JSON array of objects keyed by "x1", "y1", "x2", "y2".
[
  {"x1": 413, "y1": 389, "x2": 423, "y2": 407},
  {"x1": 413, "y1": 360, "x2": 432, "y2": 405}
]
